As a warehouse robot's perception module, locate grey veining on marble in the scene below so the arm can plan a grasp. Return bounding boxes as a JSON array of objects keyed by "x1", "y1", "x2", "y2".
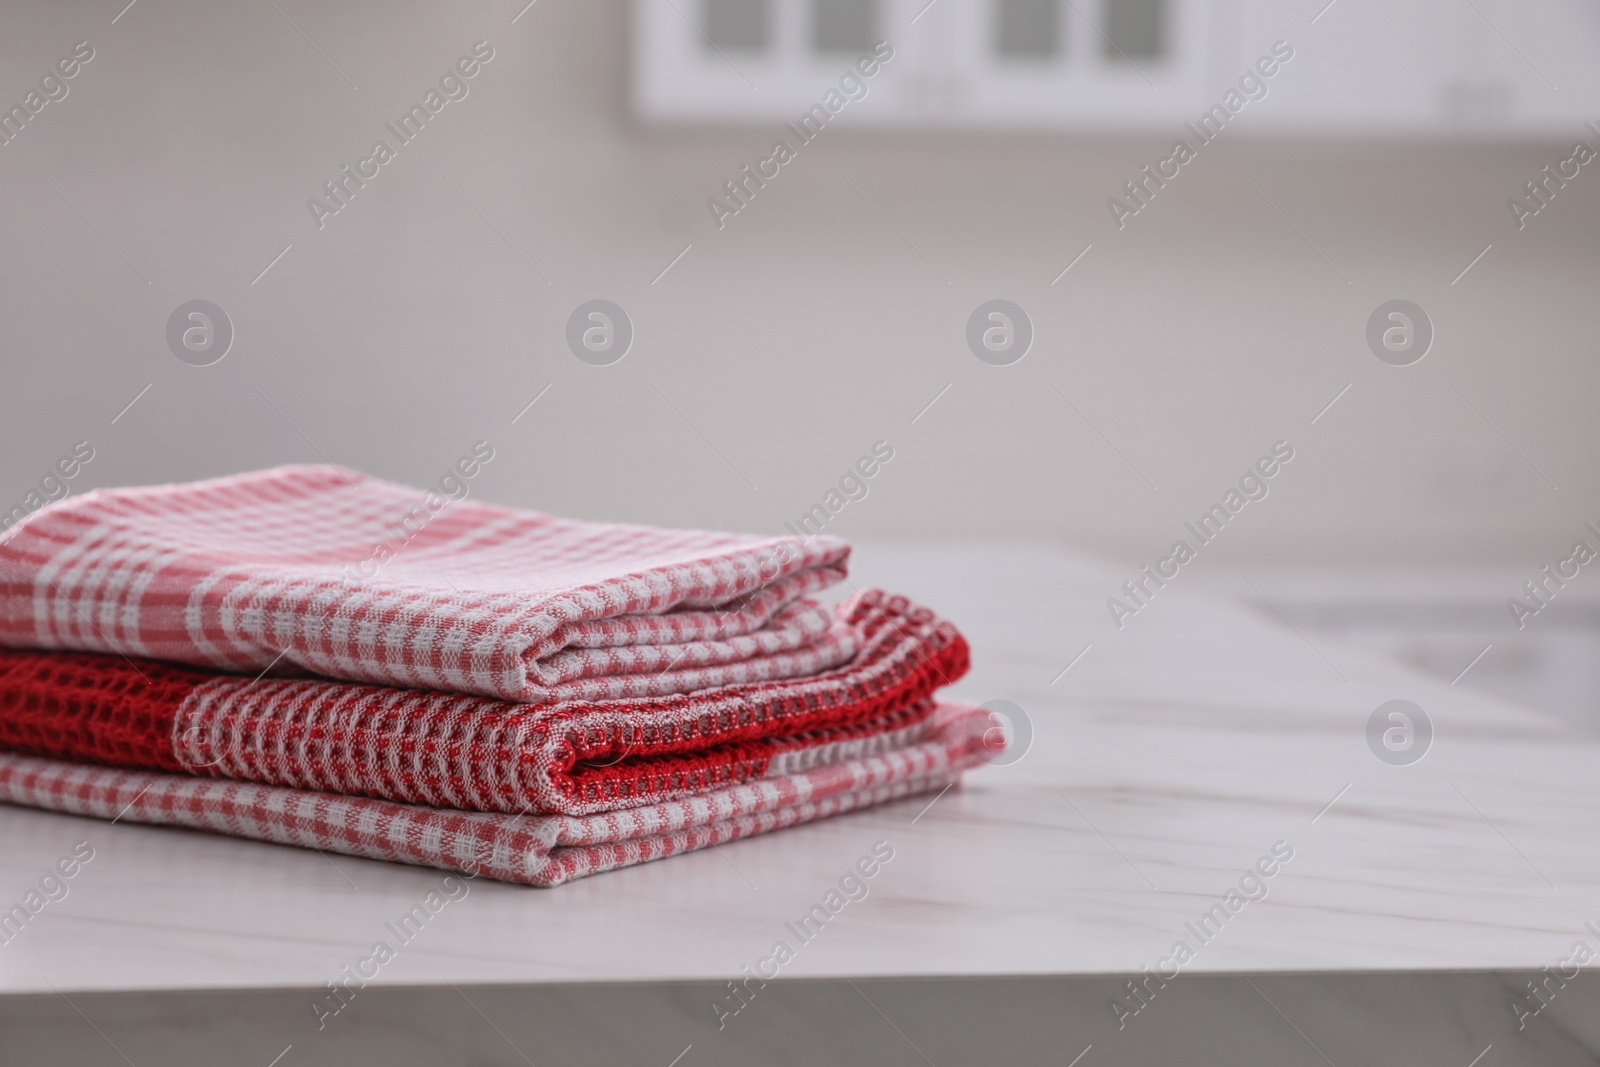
[{"x1": 1, "y1": 543, "x2": 1597, "y2": 997}]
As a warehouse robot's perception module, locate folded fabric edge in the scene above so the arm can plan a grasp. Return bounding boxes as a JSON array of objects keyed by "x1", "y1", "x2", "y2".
[
  {"x1": 552, "y1": 700, "x2": 941, "y2": 817},
  {"x1": 527, "y1": 615, "x2": 861, "y2": 704},
  {"x1": 529, "y1": 597, "x2": 841, "y2": 686},
  {"x1": 0, "y1": 592, "x2": 969, "y2": 817},
  {"x1": 536, "y1": 564, "x2": 845, "y2": 654},
  {"x1": 0, "y1": 461, "x2": 857, "y2": 702},
  {"x1": 536, "y1": 768, "x2": 967, "y2": 887},
  {"x1": 0, "y1": 704, "x2": 997, "y2": 887}
]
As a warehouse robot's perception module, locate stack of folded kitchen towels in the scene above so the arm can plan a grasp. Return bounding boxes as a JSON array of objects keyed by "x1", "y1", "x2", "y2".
[{"x1": 0, "y1": 466, "x2": 995, "y2": 886}]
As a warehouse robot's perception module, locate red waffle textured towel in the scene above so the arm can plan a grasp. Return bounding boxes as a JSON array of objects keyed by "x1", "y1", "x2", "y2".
[
  {"x1": 0, "y1": 702, "x2": 993, "y2": 887},
  {"x1": 0, "y1": 590, "x2": 969, "y2": 815},
  {"x1": 0, "y1": 465, "x2": 855, "y2": 702}
]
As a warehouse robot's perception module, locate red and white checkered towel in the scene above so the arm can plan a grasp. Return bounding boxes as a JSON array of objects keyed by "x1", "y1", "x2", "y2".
[
  {"x1": 0, "y1": 702, "x2": 994, "y2": 886},
  {"x1": 0, "y1": 466, "x2": 999, "y2": 884},
  {"x1": 0, "y1": 589, "x2": 969, "y2": 815},
  {"x1": 0, "y1": 465, "x2": 851, "y2": 702}
]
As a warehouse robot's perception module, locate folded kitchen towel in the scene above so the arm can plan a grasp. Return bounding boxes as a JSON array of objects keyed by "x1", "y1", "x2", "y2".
[
  {"x1": 0, "y1": 465, "x2": 854, "y2": 702},
  {"x1": 0, "y1": 702, "x2": 995, "y2": 887},
  {"x1": 0, "y1": 589, "x2": 968, "y2": 815}
]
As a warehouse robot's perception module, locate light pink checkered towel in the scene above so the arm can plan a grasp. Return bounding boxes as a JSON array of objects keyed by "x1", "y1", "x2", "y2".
[
  {"x1": 0, "y1": 703, "x2": 993, "y2": 887},
  {"x1": 0, "y1": 465, "x2": 852, "y2": 702}
]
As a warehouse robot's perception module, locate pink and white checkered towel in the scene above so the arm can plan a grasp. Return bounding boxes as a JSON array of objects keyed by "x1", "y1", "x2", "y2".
[
  {"x1": 0, "y1": 465, "x2": 852, "y2": 702},
  {"x1": 0, "y1": 703, "x2": 995, "y2": 886}
]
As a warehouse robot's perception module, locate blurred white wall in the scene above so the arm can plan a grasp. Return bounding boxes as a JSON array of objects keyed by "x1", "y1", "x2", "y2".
[{"x1": 0, "y1": 0, "x2": 1595, "y2": 568}]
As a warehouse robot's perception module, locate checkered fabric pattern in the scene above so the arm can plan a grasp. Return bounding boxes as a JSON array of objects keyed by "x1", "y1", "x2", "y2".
[
  {"x1": 0, "y1": 465, "x2": 851, "y2": 702},
  {"x1": 0, "y1": 703, "x2": 995, "y2": 887},
  {"x1": 0, "y1": 590, "x2": 968, "y2": 815}
]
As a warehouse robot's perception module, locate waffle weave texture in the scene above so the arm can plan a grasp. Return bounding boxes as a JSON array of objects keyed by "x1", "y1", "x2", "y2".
[
  {"x1": 0, "y1": 703, "x2": 993, "y2": 887},
  {"x1": 0, "y1": 465, "x2": 996, "y2": 886},
  {"x1": 0, "y1": 590, "x2": 967, "y2": 815}
]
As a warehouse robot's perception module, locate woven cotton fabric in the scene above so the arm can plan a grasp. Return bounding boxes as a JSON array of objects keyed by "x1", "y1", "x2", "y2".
[
  {"x1": 0, "y1": 590, "x2": 966, "y2": 815},
  {"x1": 0, "y1": 465, "x2": 851, "y2": 701},
  {"x1": 0, "y1": 465, "x2": 996, "y2": 886},
  {"x1": 0, "y1": 703, "x2": 994, "y2": 887}
]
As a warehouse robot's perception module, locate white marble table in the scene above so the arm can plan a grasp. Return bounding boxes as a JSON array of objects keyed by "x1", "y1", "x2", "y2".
[{"x1": 3, "y1": 544, "x2": 1597, "y2": 1065}]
